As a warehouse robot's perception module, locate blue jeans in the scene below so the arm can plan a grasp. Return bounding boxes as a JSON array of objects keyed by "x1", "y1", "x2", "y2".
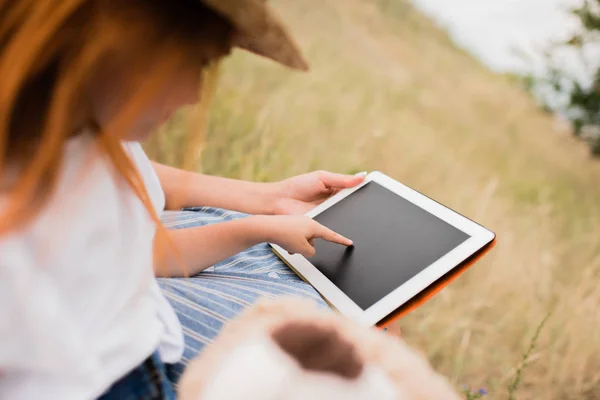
[
  {"x1": 98, "y1": 352, "x2": 176, "y2": 400},
  {"x1": 157, "y1": 207, "x2": 329, "y2": 381}
]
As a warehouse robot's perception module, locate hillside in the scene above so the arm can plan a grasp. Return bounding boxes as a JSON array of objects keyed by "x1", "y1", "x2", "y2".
[{"x1": 145, "y1": 1, "x2": 600, "y2": 398}]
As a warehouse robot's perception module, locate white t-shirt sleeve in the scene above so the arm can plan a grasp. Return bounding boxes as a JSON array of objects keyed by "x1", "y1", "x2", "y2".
[
  {"x1": 123, "y1": 142, "x2": 165, "y2": 213},
  {"x1": 0, "y1": 234, "x2": 99, "y2": 389},
  {"x1": 122, "y1": 141, "x2": 184, "y2": 363}
]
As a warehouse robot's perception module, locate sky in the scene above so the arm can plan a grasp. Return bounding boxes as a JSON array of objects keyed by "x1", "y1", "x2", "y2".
[{"x1": 410, "y1": 0, "x2": 584, "y2": 73}]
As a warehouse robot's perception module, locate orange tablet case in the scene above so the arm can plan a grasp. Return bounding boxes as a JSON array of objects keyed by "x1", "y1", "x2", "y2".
[
  {"x1": 375, "y1": 238, "x2": 496, "y2": 329},
  {"x1": 272, "y1": 238, "x2": 496, "y2": 330}
]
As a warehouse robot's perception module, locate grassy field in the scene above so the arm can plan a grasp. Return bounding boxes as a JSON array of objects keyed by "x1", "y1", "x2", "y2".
[{"x1": 145, "y1": 0, "x2": 600, "y2": 398}]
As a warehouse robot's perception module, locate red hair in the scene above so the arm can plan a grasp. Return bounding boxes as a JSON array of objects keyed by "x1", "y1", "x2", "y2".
[{"x1": 0, "y1": 0, "x2": 233, "y2": 271}]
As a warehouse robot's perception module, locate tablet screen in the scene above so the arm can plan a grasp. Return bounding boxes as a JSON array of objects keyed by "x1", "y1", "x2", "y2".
[{"x1": 310, "y1": 181, "x2": 470, "y2": 310}]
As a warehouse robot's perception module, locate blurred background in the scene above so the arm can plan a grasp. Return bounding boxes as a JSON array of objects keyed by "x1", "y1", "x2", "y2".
[{"x1": 145, "y1": 0, "x2": 600, "y2": 398}]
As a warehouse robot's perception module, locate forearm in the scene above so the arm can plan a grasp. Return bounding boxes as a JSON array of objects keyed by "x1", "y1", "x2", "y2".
[
  {"x1": 155, "y1": 216, "x2": 270, "y2": 277},
  {"x1": 152, "y1": 162, "x2": 279, "y2": 214}
]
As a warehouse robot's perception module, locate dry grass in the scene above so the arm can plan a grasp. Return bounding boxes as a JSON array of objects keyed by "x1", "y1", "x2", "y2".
[{"x1": 145, "y1": 0, "x2": 600, "y2": 398}]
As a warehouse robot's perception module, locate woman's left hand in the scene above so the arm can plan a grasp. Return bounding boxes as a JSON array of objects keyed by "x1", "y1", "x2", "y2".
[{"x1": 271, "y1": 171, "x2": 366, "y2": 215}]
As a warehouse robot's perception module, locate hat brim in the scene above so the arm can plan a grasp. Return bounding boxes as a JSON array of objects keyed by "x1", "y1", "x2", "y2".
[{"x1": 200, "y1": 0, "x2": 309, "y2": 71}]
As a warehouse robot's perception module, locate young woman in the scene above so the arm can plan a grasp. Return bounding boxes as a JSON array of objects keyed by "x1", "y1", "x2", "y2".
[{"x1": 0, "y1": 0, "x2": 364, "y2": 399}]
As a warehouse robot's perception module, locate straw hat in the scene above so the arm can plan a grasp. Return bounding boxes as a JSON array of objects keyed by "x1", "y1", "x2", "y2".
[{"x1": 200, "y1": 0, "x2": 309, "y2": 71}]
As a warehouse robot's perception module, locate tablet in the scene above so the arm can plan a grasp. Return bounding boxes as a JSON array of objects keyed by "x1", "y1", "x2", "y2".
[{"x1": 270, "y1": 171, "x2": 495, "y2": 327}]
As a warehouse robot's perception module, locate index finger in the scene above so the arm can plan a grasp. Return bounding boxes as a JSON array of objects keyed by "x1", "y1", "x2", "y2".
[{"x1": 312, "y1": 222, "x2": 353, "y2": 247}]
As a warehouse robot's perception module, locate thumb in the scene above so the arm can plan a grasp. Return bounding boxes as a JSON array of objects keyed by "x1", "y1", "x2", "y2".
[
  {"x1": 301, "y1": 243, "x2": 316, "y2": 258},
  {"x1": 318, "y1": 171, "x2": 365, "y2": 190}
]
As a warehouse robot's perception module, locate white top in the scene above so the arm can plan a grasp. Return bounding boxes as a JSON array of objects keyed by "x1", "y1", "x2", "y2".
[{"x1": 0, "y1": 134, "x2": 184, "y2": 399}]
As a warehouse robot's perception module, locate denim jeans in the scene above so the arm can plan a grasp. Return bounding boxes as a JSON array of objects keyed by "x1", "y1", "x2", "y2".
[
  {"x1": 98, "y1": 352, "x2": 176, "y2": 400},
  {"x1": 157, "y1": 207, "x2": 329, "y2": 380}
]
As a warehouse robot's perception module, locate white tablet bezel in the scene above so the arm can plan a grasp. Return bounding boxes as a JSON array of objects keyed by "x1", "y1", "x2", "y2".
[{"x1": 270, "y1": 171, "x2": 495, "y2": 327}]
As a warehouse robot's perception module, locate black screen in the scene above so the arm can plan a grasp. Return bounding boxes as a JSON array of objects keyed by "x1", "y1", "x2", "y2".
[{"x1": 310, "y1": 182, "x2": 470, "y2": 310}]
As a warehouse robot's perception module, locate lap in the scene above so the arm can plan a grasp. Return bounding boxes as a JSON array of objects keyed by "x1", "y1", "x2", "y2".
[{"x1": 157, "y1": 207, "x2": 328, "y2": 380}]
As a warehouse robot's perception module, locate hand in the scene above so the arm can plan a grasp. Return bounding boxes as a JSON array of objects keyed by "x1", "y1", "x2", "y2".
[
  {"x1": 257, "y1": 215, "x2": 352, "y2": 258},
  {"x1": 272, "y1": 171, "x2": 366, "y2": 215}
]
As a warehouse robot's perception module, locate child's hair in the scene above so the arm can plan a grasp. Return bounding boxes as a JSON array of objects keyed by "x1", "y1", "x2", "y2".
[{"x1": 0, "y1": 0, "x2": 233, "y2": 264}]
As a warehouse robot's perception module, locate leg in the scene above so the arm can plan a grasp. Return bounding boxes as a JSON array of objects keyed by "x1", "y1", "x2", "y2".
[{"x1": 157, "y1": 208, "x2": 328, "y2": 381}]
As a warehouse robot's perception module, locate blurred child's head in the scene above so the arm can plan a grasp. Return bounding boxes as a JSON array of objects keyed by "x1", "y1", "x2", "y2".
[
  {"x1": 3, "y1": 0, "x2": 234, "y2": 150},
  {"x1": 0, "y1": 0, "x2": 234, "y2": 232},
  {"x1": 84, "y1": 0, "x2": 234, "y2": 140}
]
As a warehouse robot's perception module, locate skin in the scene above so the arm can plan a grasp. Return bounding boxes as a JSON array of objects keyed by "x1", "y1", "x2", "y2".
[{"x1": 87, "y1": 41, "x2": 364, "y2": 278}]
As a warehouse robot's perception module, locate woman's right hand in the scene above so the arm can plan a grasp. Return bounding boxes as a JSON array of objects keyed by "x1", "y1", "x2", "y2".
[{"x1": 254, "y1": 215, "x2": 353, "y2": 258}]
